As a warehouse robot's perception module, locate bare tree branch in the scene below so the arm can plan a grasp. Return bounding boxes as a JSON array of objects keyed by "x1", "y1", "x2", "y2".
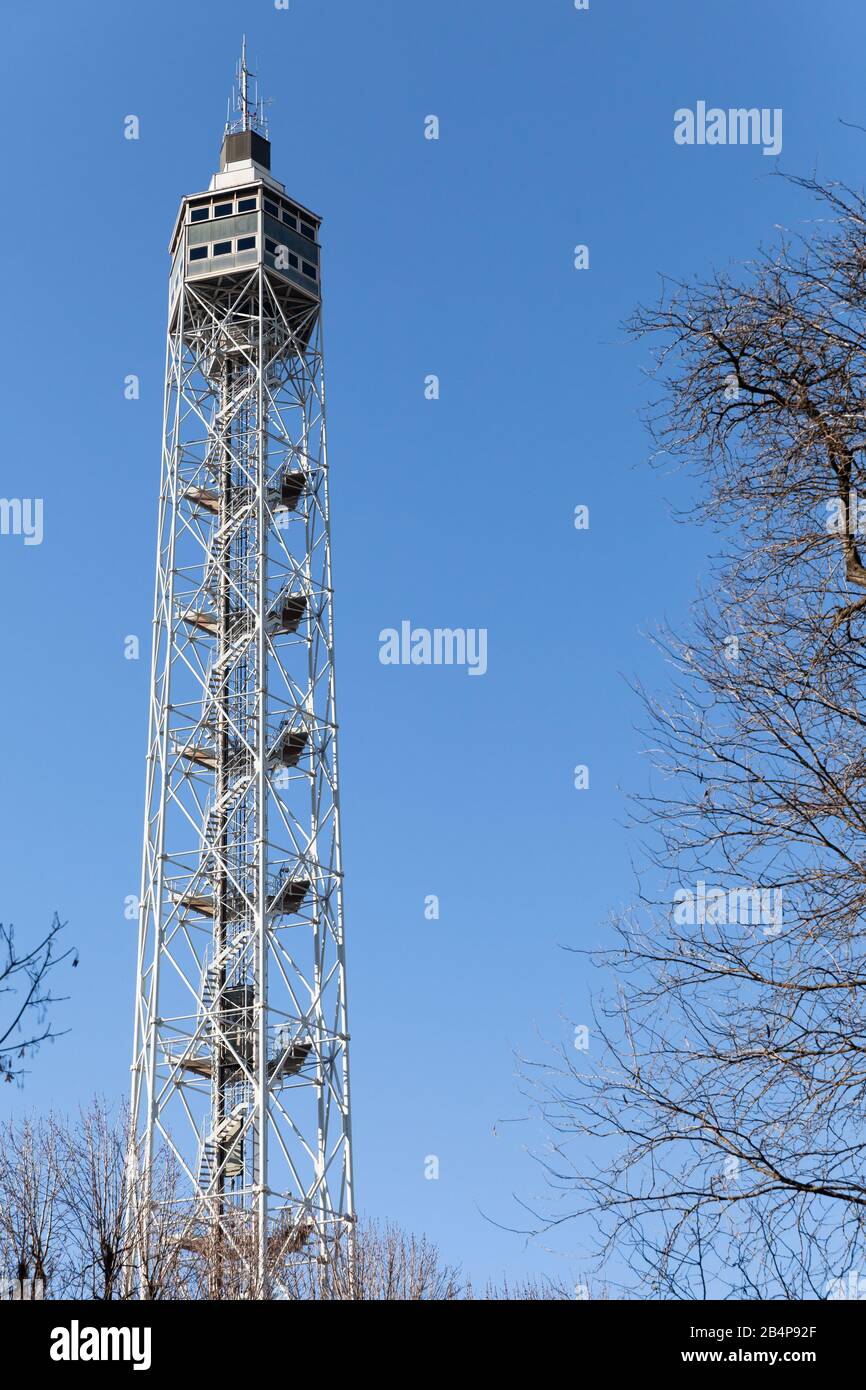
[
  {"x1": 524, "y1": 171, "x2": 866, "y2": 1300},
  {"x1": 0, "y1": 914, "x2": 74, "y2": 1084}
]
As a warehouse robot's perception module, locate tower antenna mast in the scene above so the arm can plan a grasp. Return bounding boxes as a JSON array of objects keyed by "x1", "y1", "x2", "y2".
[
  {"x1": 126, "y1": 46, "x2": 355, "y2": 1299},
  {"x1": 241, "y1": 35, "x2": 249, "y2": 131}
]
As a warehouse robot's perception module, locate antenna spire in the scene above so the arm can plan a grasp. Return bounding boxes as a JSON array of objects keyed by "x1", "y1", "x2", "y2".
[
  {"x1": 241, "y1": 34, "x2": 249, "y2": 131},
  {"x1": 225, "y1": 37, "x2": 269, "y2": 140}
]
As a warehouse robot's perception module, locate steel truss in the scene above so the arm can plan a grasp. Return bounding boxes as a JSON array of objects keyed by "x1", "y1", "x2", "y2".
[{"x1": 127, "y1": 254, "x2": 354, "y2": 1298}]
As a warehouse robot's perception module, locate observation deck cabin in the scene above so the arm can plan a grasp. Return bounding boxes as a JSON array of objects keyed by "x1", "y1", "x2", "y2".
[{"x1": 168, "y1": 125, "x2": 322, "y2": 351}]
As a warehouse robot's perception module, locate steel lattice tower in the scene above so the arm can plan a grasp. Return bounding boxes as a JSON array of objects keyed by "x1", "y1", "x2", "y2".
[{"x1": 127, "y1": 45, "x2": 354, "y2": 1297}]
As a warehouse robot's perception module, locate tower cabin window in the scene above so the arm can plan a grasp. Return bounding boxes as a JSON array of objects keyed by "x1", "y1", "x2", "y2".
[
  {"x1": 302, "y1": 261, "x2": 318, "y2": 281},
  {"x1": 237, "y1": 197, "x2": 257, "y2": 212},
  {"x1": 214, "y1": 202, "x2": 232, "y2": 218},
  {"x1": 237, "y1": 236, "x2": 256, "y2": 251},
  {"x1": 300, "y1": 221, "x2": 316, "y2": 240},
  {"x1": 189, "y1": 246, "x2": 208, "y2": 261},
  {"x1": 264, "y1": 198, "x2": 280, "y2": 217},
  {"x1": 190, "y1": 206, "x2": 210, "y2": 223}
]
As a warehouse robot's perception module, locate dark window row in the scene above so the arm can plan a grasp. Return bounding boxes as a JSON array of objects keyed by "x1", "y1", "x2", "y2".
[
  {"x1": 189, "y1": 194, "x2": 259, "y2": 224},
  {"x1": 188, "y1": 192, "x2": 317, "y2": 239},
  {"x1": 263, "y1": 196, "x2": 317, "y2": 240},
  {"x1": 188, "y1": 235, "x2": 257, "y2": 263},
  {"x1": 264, "y1": 237, "x2": 318, "y2": 282}
]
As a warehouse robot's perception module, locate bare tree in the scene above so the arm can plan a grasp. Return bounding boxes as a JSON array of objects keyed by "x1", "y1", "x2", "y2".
[
  {"x1": 57, "y1": 1099, "x2": 131, "y2": 1299},
  {"x1": 288, "y1": 1221, "x2": 465, "y2": 1301},
  {"x1": 0, "y1": 1113, "x2": 64, "y2": 1297},
  {"x1": 526, "y1": 173, "x2": 866, "y2": 1299},
  {"x1": 0, "y1": 1108, "x2": 564, "y2": 1300},
  {"x1": 0, "y1": 914, "x2": 73, "y2": 1084},
  {"x1": 174, "y1": 1218, "x2": 464, "y2": 1301},
  {"x1": 472, "y1": 1273, "x2": 578, "y2": 1300},
  {"x1": 128, "y1": 1145, "x2": 198, "y2": 1301},
  {"x1": 0, "y1": 1104, "x2": 193, "y2": 1301}
]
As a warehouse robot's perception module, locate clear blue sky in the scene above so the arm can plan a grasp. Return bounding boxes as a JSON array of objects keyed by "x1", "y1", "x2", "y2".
[{"x1": 0, "y1": 0, "x2": 861, "y2": 1288}]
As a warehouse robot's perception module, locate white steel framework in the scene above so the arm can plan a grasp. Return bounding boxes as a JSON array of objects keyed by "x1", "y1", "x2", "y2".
[{"x1": 126, "y1": 54, "x2": 354, "y2": 1297}]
